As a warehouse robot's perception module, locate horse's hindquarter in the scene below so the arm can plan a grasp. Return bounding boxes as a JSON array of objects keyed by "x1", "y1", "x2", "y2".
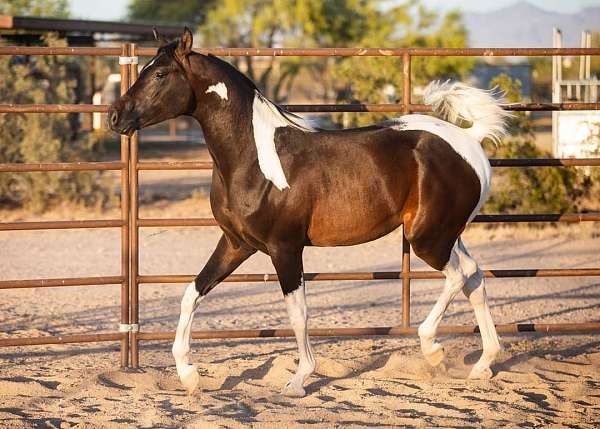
[{"x1": 284, "y1": 128, "x2": 421, "y2": 246}]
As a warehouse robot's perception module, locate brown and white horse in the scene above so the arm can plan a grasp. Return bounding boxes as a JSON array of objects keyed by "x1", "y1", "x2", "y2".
[{"x1": 109, "y1": 28, "x2": 510, "y2": 397}]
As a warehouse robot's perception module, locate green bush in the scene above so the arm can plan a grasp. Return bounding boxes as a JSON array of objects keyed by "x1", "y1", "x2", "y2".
[
  {"x1": 0, "y1": 34, "x2": 113, "y2": 212},
  {"x1": 483, "y1": 139, "x2": 578, "y2": 214},
  {"x1": 481, "y1": 74, "x2": 581, "y2": 217}
]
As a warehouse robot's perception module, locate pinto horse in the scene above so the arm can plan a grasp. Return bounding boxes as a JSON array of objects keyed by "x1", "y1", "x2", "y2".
[{"x1": 109, "y1": 28, "x2": 510, "y2": 397}]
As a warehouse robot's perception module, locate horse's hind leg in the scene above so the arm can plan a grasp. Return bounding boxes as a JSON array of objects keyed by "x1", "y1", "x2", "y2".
[
  {"x1": 458, "y1": 239, "x2": 502, "y2": 379},
  {"x1": 417, "y1": 241, "x2": 477, "y2": 367}
]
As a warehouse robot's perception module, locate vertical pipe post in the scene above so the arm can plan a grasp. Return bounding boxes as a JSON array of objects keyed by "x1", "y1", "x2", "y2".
[
  {"x1": 402, "y1": 52, "x2": 411, "y2": 114},
  {"x1": 119, "y1": 44, "x2": 130, "y2": 368},
  {"x1": 579, "y1": 31, "x2": 586, "y2": 82},
  {"x1": 585, "y1": 31, "x2": 592, "y2": 102},
  {"x1": 128, "y1": 43, "x2": 141, "y2": 368},
  {"x1": 552, "y1": 28, "x2": 560, "y2": 156},
  {"x1": 401, "y1": 52, "x2": 412, "y2": 328},
  {"x1": 89, "y1": 56, "x2": 96, "y2": 130},
  {"x1": 585, "y1": 32, "x2": 591, "y2": 80}
]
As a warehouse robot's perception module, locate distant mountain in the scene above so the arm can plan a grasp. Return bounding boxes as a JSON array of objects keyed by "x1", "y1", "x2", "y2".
[{"x1": 463, "y1": 1, "x2": 600, "y2": 48}]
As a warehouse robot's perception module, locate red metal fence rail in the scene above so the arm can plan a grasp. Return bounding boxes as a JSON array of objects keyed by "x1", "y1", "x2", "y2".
[{"x1": 0, "y1": 45, "x2": 599, "y2": 368}]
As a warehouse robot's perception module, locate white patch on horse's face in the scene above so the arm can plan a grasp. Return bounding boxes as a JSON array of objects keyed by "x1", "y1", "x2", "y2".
[
  {"x1": 146, "y1": 57, "x2": 158, "y2": 68},
  {"x1": 205, "y1": 82, "x2": 228, "y2": 101},
  {"x1": 141, "y1": 55, "x2": 159, "y2": 73}
]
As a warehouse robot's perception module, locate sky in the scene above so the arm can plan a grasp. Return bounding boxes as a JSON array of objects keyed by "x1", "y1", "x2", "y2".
[{"x1": 68, "y1": 0, "x2": 600, "y2": 21}]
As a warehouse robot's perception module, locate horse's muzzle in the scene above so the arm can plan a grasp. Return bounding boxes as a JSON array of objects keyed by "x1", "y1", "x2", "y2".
[{"x1": 108, "y1": 98, "x2": 138, "y2": 136}]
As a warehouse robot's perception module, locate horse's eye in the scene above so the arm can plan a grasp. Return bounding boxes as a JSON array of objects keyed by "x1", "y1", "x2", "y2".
[{"x1": 155, "y1": 71, "x2": 168, "y2": 79}]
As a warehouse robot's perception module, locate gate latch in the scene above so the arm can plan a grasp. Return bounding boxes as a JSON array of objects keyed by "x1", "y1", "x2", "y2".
[
  {"x1": 119, "y1": 323, "x2": 140, "y2": 333},
  {"x1": 119, "y1": 56, "x2": 139, "y2": 65}
]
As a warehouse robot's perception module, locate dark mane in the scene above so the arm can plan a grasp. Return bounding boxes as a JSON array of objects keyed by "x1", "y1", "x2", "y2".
[
  {"x1": 202, "y1": 53, "x2": 259, "y2": 92},
  {"x1": 149, "y1": 42, "x2": 259, "y2": 95}
]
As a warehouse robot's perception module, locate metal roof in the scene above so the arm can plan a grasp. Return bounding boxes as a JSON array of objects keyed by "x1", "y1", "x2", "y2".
[{"x1": 0, "y1": 15, "x2": 188, "y2": 40}]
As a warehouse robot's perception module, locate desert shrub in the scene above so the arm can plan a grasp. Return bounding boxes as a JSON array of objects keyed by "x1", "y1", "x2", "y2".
[
  {"x1": 484, "y1": 139, "x2": 578, "y2": 214},
  {"x1": 0, "y1": 34, "x2": 113, "y2": 212},
  {"x1": 489, "y1": 73, "x2": 532, "y2": 136},
  {"x1": 480, "y1": 74, "x2": 579, "y2": 216},
  {"x1": 575, "y1": 121, "x2": 600, "y2": 208}
]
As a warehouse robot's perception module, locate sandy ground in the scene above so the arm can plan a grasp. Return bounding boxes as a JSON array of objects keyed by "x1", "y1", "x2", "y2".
[
  {"x1": 1, "y1": 223, "x2": 600, "y2": 428},
  {"x1": 1, "y1": 130, "x2": 599, "y2": 427}
]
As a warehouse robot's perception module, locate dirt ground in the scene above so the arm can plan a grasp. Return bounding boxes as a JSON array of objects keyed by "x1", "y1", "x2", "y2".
[
  {"x1": 1, "y1": 128, "x2": 599, "y2": 427},
  {"x1": 1, "y1": 221, "x2": 600, "y2": 428}
]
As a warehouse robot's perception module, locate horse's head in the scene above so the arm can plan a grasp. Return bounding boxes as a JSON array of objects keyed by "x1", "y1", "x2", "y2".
[{"x1": 108, "y1": 27, "x2": 197, "y2": 136}]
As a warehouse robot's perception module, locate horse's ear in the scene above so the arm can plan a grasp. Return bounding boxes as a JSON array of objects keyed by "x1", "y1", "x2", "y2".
[
  {"x1": 176, "y1": 26, "x2": 194, "y2": 57},
  {"x1": 153, "y1": 27, "x2": 169, "y2": 47}
]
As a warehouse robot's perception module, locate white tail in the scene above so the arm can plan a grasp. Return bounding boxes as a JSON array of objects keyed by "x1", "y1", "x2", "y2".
[{"x1": 424, "y1": 80, "x2": 512, "y2": 143}]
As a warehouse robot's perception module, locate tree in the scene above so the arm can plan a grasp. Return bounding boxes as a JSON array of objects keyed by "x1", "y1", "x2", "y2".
[
  {"x1": 128, "y1": 0, "x2": 216, "y2": 26},
  {"x1": 331, "y1": 6, "x2": 473, "y2": 125},
  {"x1": 483, "y1": 75, "x2": 578, "y2": 216},
  {"x1": 0, "y1": 34, "x2": 112, "y2": 211},
  {"x1": 0, "y1": 0, "x2": 69, "y2": 17},
  {"x1": 199, "y1": 0, "x2": 474, "y2": 125}
]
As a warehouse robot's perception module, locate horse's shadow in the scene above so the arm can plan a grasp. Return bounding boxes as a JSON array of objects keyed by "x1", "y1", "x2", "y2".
[
  {"x1": 219, "y1": 355, "x2": 276, "y2": 390},
  {"x1": 211, "y1": 335, "x2": 600, "y2": 397}
]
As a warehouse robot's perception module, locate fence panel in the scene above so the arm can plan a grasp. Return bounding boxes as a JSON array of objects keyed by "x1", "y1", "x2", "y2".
[
  {"x1": 0, "y1": 45, "x2": 598, "y2": 369},
  {"x1": 0, "y1": 44, "x2": 132, "y2": 367}
]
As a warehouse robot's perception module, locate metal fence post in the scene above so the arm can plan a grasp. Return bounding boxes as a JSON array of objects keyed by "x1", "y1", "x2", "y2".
[
  {"x1": 401, "y1": 52, "x2": 412, "y2": 328},
  {"x1": 119, "y1": 43, "x2": 131, "y2": 368},
  {"x1": 128, "y1": 42, "x2": 141, "y2": 368}
]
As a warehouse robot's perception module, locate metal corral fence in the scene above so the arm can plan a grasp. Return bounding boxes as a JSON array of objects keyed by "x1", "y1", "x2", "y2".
[{"x1": 1, "y1": 44, "x2": 600, "y2": 368}]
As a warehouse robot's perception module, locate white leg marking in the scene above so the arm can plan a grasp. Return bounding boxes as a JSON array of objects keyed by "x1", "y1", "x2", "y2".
[
  {"x1": 205, "y1": 82, "x2": 228, "y2": 100},
  {"x1": 281, "y1": 276, "x2": 315, "y2": 397},
  {"x1": 172, "y1": 281, "x2": 203, "y2": 393},
  {"x1": 418, "y1": 242, "x2": 477, "y2": 367},
  {"x1": 459, "y1": 242, "x2": 502, "y2": 379}
]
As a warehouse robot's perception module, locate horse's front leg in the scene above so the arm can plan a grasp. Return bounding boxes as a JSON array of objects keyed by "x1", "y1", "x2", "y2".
[
  {"x1": 270, "y1": 246, "x2": 315, "y2": 397},
  {"x1": 173, "y1": 234, "x2": 255, "y2": 393}
]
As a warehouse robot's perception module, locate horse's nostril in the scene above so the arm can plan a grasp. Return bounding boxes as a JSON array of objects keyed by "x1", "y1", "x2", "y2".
[{"x1": 110, "y1": 109, "x2": 119, "y2": 126}]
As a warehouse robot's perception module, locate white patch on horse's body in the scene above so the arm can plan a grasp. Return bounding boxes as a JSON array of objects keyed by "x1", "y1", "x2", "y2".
[
  {"x1": 172, "y1": 281, "x2": 203, "y2": 393},
  {"x1": 206, "y1": 82, "x2": 228, "y2": 100},
  {"x1": 251, "y1": 92, "x2": 315, "y2": 190},
  {"x1": 388, "y1": 114, "x2": 491, "y2": 223}
]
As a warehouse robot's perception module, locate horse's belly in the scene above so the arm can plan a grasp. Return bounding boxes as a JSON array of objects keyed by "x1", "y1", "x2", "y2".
[{"x1": 307, "y1": 204, "x2": 403, "y2": 246}]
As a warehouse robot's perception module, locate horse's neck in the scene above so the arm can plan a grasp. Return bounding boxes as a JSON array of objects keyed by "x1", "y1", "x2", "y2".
[
  {"x1": 187, "y1": 55, "x2": 278, "y2": 186},
  {"x1": 191, "y1": 88, "x2": 257, "y2": 184}
]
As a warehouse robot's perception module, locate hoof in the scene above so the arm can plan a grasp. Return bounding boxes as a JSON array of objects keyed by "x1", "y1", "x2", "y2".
[
  {"x1": 423, "y1": 343, "x2": 445, "y2": 367},
  {"x1": 281, "y1": 380, "x2": 306, "y2": 398},
  {"x1": 468, "y1": 365, "x2": 493, "y2": 380},
  {"x1": 179, "y1": 365, "x2": 200, "y2": 394}
]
